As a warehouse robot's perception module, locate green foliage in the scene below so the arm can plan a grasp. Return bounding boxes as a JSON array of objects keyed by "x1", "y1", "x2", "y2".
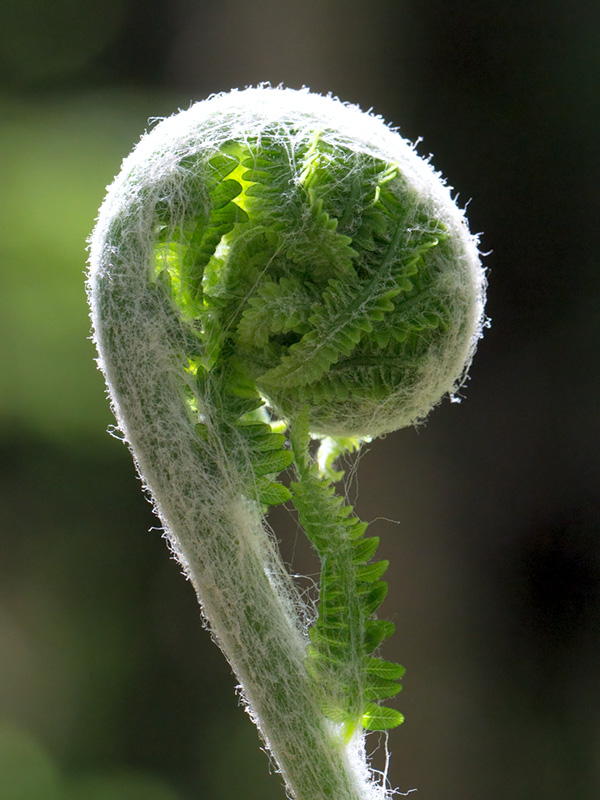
[
  {"x1": 89, "y1": 85, "x2": 487, "y2": 800},
  {"x1": 289, "y1": 410, "x2": 404, "y2": 734},
  {"x1": 149, "y1": 130, "x2": 445, "y2": 738},
  {"x1": 153, "y1": 129, "x2": 450, "y2": 424},
  {"x1": 195, "y1": 363, "x2": 293, "y2": 507}
]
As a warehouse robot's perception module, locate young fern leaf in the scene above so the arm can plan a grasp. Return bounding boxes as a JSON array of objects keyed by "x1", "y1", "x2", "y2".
[
  {"x1": 288, "y1": 409, "x2": 404, "y2": 737},
  {"x1": 89, "y1": 87, "x2": 486, "y2": 800},
  {"x1": 236, "y1": 276, "x2": 314, "y2": 349},
  {"x1": 241, "y1": 131, "x2": 359, "y2": 281}
]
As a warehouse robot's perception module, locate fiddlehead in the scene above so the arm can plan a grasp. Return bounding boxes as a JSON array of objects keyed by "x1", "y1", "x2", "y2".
[{"x1": 88, "y1": 87, "x2": 485, "y2": 800}]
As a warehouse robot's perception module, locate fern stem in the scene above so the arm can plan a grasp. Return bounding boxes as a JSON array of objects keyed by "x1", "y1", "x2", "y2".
[
  {"x1": 88, "y1": 86, "x2": 486, "y2": 800},
  {"x1": 90, "y1": 215, "x2": 383, "y2": 800}
]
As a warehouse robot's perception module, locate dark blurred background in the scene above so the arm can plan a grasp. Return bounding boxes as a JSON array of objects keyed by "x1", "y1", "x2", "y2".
[{"x1": 1, "y1": 1, "x2": 599, "y2": 798}]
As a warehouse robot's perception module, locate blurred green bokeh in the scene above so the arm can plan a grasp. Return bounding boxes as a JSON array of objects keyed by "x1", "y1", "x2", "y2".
[
  {"x1": 0, "y1": 721, "x2": 187, "y2": 800},
  {"x1": 0, "y1": 723, "x2": 61, "y2": 800},
  {"x1": 0, "y1": 0, "x2": 128, "y2": 89},
  {"x1": 0, "y1": 95, "x2": 147, "y2": 440}
]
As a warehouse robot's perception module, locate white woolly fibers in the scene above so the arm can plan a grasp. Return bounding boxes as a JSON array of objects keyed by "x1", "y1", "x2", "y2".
[{"x1": 88, "y1": 86, "x2": 486, "y2": 800}]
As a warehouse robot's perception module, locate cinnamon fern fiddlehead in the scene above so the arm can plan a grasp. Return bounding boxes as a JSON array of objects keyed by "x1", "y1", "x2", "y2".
[{"x1": 88, "y1": 86, "x2": 485, "y2": 800}]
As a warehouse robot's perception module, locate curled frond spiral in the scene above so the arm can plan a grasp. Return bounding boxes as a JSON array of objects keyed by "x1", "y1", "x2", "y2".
[{"x1": 88, "y1": 87, "x2": 486, "y2": 800}]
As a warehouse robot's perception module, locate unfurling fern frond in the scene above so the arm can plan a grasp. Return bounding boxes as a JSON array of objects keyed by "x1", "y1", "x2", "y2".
[
  {"x1": 90, "y1": 86, "x2": 486, "y2": 800},
  {"x1": 239, "y1": 131, "x2": 360, "y2": 281},
  {"x1": 256, "y1": 277, "x2": 404, "y2": 391},
  {"x1": 236, "y1": 276, "x2": 314, "y2": 349}
]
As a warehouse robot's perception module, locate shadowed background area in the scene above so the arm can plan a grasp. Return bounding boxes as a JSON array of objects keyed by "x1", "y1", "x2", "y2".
[{"x1": 1, "y1": 1, "x2": 599, "y2": 798}]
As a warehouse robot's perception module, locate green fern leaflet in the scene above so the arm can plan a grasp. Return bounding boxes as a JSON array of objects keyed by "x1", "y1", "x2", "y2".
[{"x1": 150, "y1": 129, "x2": 452, "y2": 737}]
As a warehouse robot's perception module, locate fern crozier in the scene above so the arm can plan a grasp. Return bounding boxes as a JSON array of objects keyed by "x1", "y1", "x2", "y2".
[{"x1": 88, "y1": 86, "x2": 486, "y2": 800}]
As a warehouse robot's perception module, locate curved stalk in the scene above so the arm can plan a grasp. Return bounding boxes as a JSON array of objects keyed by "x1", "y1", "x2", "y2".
[
  {"x1": 88, "y1": 86, "x2": 486, "y2": 800},
  {"x1": 90, "y1": 218, "x2": 382, "y2": 800}
]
